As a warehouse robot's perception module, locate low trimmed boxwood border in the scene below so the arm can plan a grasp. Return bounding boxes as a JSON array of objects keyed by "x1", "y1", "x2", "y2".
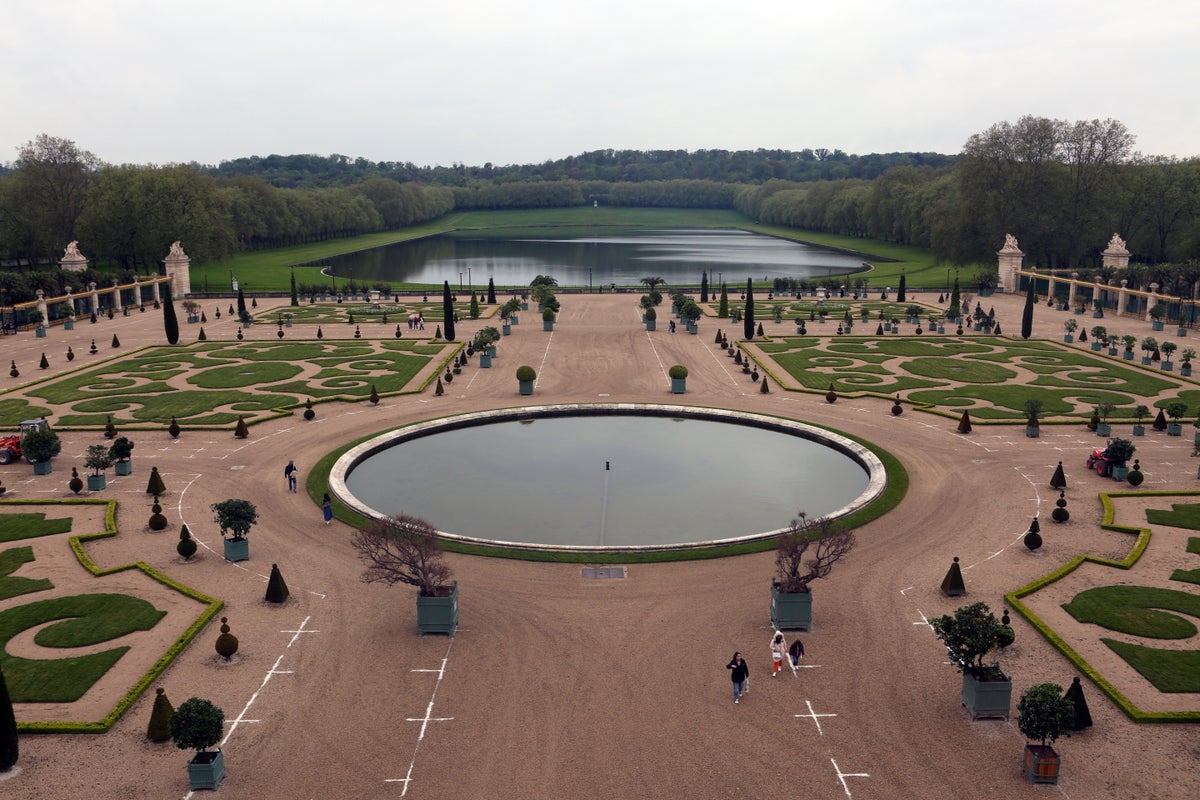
[
  {"x1": 307, "y1": 404, "x2": 908, "y2": 564},
  {"x1": 1005, "y1": 490, "x2": 1200, "y2": 724},
  {"x1": 0, "y1": 498, "x2": 223, "y2": 734}
]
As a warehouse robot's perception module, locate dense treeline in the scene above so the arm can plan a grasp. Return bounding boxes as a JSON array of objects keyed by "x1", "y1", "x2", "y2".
[
  {"x1": 211, "y1": 149, "x2": 956, "y2": 189},
  {"x1": 3, "y1": 117, "x2": 1198, "y2": 307}
]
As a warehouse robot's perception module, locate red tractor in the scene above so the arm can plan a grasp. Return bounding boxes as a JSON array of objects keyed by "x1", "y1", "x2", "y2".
[
  {"x1": 0, "y1": 419, "x2": 52, "y2": 465},
  {"x1": 1086, "y1": 438, "x2": 1135, "y2": 478}
]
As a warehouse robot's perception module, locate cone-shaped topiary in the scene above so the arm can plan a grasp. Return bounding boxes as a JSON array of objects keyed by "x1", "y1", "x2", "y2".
[
  {"x1": 825, "y1": 383, "x2": 837, "y2": 404},
  {"x1": 940, "y1": 556, "x2": 966, "y2": 596},
  {"x1": 1126, "y1": 459, "x2": 1144, "y2": 487},
  {"x1": 993, "y1": 323, "x2": 1002, "y2": 335},
  {"x1": 168, "y1": 417, "x2": 181, "y2": 438},
  {"x1": 0, "y1": 664, "x2": 18, "y2": 771},
  {"x1": 89, "y1": 339, "x2": 97, "y2": 354},
  {"x1": 957, "y1": 410, "x2": 972, "y2": 434},
  {"x1": 112, "y1": 334, "x2": 120, "y2": 348},
  {"x1": 214, "y1": 617, "x2": 239, "y2": 661},
  {"x1": 1050, "y1": 461, "x2": 1067, "y2": 490},
  {"x1": 69, "y1": 467, "x2": 83, "y2": 494},
  {"x1": 104, "y1": 415, "x2": 117, "y2": 439},
  {"x1": 434, "y1": 325, "x2": 442, "y2": 339},
  {"x1": 177, "y1": 524, "x2": 197, "y2": 559},
  {"x1": 1087, "y1": 408, "x2": 1099, "y2": 431},
  {"x1": 316, "y1": 326, "x2": 323, "y2": 339},
  {"x1": 1153, "y1": 409, "x2": 1167, "y2": 430},
  {"x1": 234, "y1": 416, "x2": 249, "y2": 439},
  {"x1": 876, "y1": 323, "x2": 884, "y2": 335},
  {"x1": 435, "y1": 376, "x2": 444, "y2": 395},
  {"x1": 197, "y1": 327, "x2": 206, "y2": 341},
  {"x1": 147, "y1": 687, "x2": 174, "y2": 742},
  {"x1": 756, "y1": 322, "x2": 764, "y2": 337},
  {"x1": 369, "y1": 385, "x2": 380, "y2": 405},
  {"x1": 734, "y1": 350, "x2": 743, "y2": 365},
  {"x1": 1063, "y1": 676, "x2": 1093, "y2": 730},
  {"x1": 39, "y1": 352, "x2": 48, "y2": 369},
  {"x1": 760, "y1": 376, "x2": 769, "y2": 393},
  {"x1": 265, "y1": 563, "x2": 290, "y2": 603},
  {"x1": 303, "y1": 398, "x2": 315, "y2": 420},
  {"x1": 1052, "y1": 491, "x2": 1070, "y2": 523},
  {"x1": 146, "y1": 466, "x2": 167, "y2": 495},
  {"x1": 892, "y1": 396, "x2": 903, "y2": 416}
]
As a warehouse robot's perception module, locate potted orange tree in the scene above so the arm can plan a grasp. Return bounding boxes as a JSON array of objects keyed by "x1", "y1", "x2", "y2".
[
  {"x1": 1018, "y1": 682, "x2": 1074, "y2": 784},
  {"x1": 212, "y1": 498, "x2": 257, "y2": 562},
  {"x1": 932, "y1": 601, "x2": 1012, "y2": 720},
  {"x1": 352, "y1": 514, "x2": 457, "y2": 636},
  {"x1": 771, "y1": 513, "x2": 856, "y2": 631},
  {"x1": 169, "y1": 697, "x2": 226, "y2": 790}
]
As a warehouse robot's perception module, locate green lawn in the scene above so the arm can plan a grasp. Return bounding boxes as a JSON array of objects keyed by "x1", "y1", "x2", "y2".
[
  {"x1": 0, "y1": 512, "x2": 73, "y2": 542},
  {"x1": 0, "y1": 546, "x2": 54, "y2": 600}
]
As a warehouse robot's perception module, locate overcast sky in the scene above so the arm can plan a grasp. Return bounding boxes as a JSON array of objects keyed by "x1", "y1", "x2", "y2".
[{"x1": 2, "y1": 1, "x2": 1195, "y2": 168}]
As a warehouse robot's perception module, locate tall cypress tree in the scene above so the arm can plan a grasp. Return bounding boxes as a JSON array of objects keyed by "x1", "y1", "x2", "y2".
[
  {"x1": 948, "y1": 276, "x2": 961, "y2": 319},
  {"x1": 718, "y1": 282, "x2": 728, "y2": 318},
  {"x1": 700, "y1": 271, "x2": 709, "y2": 303},
  {"x1": 290, "y1": 270, "x2": 299, "y2": 306},
  {"x1": 487, "y1": 278, "x2": 496, "y2": 305},
  {"x1": 236, "y1": 286, "x2": 247, "y2": 316},
  {"x1": 897, "y1": 272, "x2": 907, "y2": 303},
  {"x1": 442, "y1": 281, "x2": 456, "y2": 342},
  {"x1": 743, "y1": 279, "x2": 755, "y2": 340},
  {"x1": 162, "y1": 284, "x2": 179, "y2": 345},
  {"x1": 0, "y1": 664, "x2": 17, "y2": 772},
  {"x1": 1021, "y1": 278, "x2": 1036, "y2": 339}
]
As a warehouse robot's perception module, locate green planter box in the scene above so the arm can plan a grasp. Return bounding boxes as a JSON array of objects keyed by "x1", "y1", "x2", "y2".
[
  {"x1": 770, "y1": 579, "x2": 812, "y2": 631},
  {"x1": 479, "y1": 353, "x2": 492, "y2": 368},
  {"x1": 64, "y1": 319, "x2": 75, "y2": 330},
  {"x1": 1096, "y1": 422, "x2": 1111, "y2": 436},
  {"x1": 35, "y1": 327, "x2": 46, "y2": 338},
  {"x1": 543, "y1": 320, "x2": 554, "y2": 331},
  {"x1": 33, "y1": 460, "x2": 53, "y2": 475},
  {"x1": 417, "y1": 582, "x2": 459, "y2": 636},
  {"x1": 511, "y1": 315, "x2": 519, "y2": 325},
  {"x1": 187, "y1": 749, "x2": 226, "y2": 791},
  {"x1": 518, "y1": 379, "x2": 534, "y2": 396},
  {"x1": 645, "y1": 320, "x2": 656, "y2": 331},
  {"x1": 114, "y1": 460, "x2": 132, "y2": 476},
  {"x1": 501, "y1": 324, "x2": 511, "y2": 335},
  {"x1": 1112, "y1": 465, "x2": 1129, "y2": 481},
  {"x1": 1168, "y1": 423, "x2": 1183, "y2": 436},
  {"x1": 1090, "y1": 342, "x2": 1102, "y2": 351},
  {"x1": 223, "y1": 537, "x2": 249, "y2": 562},
  {"x1": 671, "y1": 377, "x2": 686, "y2": 394},
  {"x1": 1132, "y1": 425, "x2": 1145, "y2": 437},
  {"x1": 1025, "y1": 425, "x2": 1039, "y2": 438},
  {"x1": 87, "y1": 474, "x2": 107, "y2": 491},
  {"x1": 1152, "y1": 321, "x2": 1164, "y2": 331},
  {"x1": 961, "y1": 672, "x2": 1011, "y2": 720}
]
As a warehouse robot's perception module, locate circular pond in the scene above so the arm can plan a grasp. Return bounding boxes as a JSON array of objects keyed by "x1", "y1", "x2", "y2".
[{"x1": 331, "y1": 405, "x2": 886, "y2": 552}]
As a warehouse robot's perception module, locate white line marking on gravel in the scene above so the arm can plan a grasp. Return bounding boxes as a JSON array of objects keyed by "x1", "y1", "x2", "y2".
[
  {"x1": 389, "y1": 637, "x2": 457, "y2": 795},
  {"x1": 794, "y1": 699, "x2": 837, "y2": 736},
  {"x1": 830, "y1": 757, "x2": 869, "y2": 798}
]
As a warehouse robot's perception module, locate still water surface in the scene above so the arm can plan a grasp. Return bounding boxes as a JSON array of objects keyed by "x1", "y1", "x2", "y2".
[
  {"x1": 344, "y1": 415, "x2": 869, "y2": 546},
  {"x1": 314, "y1": 228, "x2": 867, "y2": 288}
]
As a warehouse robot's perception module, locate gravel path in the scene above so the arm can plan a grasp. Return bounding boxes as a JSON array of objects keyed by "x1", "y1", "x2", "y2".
[{"x1": 1, "y1": 291, "x2": 1197, "y2": 799}]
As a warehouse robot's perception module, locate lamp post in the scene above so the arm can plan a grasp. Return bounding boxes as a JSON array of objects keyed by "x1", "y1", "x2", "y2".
[{"x1": 459, "y1": 272, "x2": 463, "y2": 291}]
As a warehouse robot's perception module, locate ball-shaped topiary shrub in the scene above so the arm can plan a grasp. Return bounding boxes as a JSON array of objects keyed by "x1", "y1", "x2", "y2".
[
  {"x1": 214, "y1": 617, "x2": 239, "y2": 661},
  {"x1": 668, "y1": 365, "x2": 688, "y2": 380},
  {"x1": 177, "y1": 524, "x2": 197, "y2": 559},
  {"x1": 516, "y1": 365, "x2": 537, "y2": 382},
  {"x1": 542, "y1": 307, "x2": 556, "y2": 322}
]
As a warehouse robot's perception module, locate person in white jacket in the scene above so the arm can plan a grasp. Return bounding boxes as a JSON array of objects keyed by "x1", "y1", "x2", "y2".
[{"x1": 769, "y1": 630, "x2": 788, "y2": 676}]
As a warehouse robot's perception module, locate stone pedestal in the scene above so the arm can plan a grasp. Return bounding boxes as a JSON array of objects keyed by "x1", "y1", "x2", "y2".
[
  {"x1": 1101, "y1": 233, "x2": 1130, "y2": 271},
  {"x1": 88, "y1": 282, "x2": 99, "y2": 316},
  {"x1": 997, "y1": 234, "x2": 1023, "y2": 293},
  {"x1": 164, "y1": 241, "x2": 191, "y2": 299},
  {"x1": 111, "y1": 280, "x2": 123, "y2": 312},
  {"x1": 35, "y1": 289, "x2": 48, "y2": 330},
  {"x1": 1145, "y1": 282, "x2": 1159, "y2": 322}
]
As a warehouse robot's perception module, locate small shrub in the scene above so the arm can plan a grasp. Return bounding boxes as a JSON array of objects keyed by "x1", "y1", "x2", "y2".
[
  {"x1": 516, "y1": 365, "x2": 537, "y2": 382},
  {"x1": 668, "y1": 365, "x2": 688, "y2": 380}
]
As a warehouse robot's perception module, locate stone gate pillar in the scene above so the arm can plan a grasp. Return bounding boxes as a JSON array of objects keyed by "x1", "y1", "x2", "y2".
[
  {"x1": 1118, "y1": 280, "x2": 1128, "y2": 318},
  {"x1": 35, "y1": 289, "x2": 48, "y2": 329},
  {"x1": 163, "y1": 241, "x2": 191, "y2": 299},
  {"x1": 111, "y1": 280, "x2": 123, "y2": 312},
  {"x1": 1068, "y1": 273, "x2": 1078, "y2": 308},
  {"x1": 1146, "y1": 283, "x2": 1159, "y2": 322},
  {"x1": 88, "y1": 282, "x2": 99, "y2": 316},
  {"x1": 997, "y1": 234, "x2": 1023, "y2": 293},
  {"x1": 151, "y1": 278, "x2": 161, "y2": 304}
]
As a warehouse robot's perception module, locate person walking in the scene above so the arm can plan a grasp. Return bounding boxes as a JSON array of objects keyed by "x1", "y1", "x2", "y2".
[
  {"x1": 322, "y1": 493, "x2": 333, "y2": 525},
  {"x1": 770, "y1": 630, "x2": 788, "y2": 677},
  {"x1": 726, "y1": 651, "x2": 749, "y2": 703},
  {"x1": 284, "y1": 460, "x2": 298, "y2": 493},
  {"x1": 789, "y1": 637, "x2": 805, "y2": 670}
]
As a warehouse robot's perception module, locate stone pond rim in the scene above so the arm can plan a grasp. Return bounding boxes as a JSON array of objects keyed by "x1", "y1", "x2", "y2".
[{"x1": 328, "y1": 403, "x2": 889, "y2": 555}]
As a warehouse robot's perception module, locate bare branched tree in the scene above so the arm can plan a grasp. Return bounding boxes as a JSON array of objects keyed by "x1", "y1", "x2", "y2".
[
  {"x1": 351, "y1": 514, "x2": 453, "y2": 596},
  {"x1": 774, "y1": 513, "x2": 856, "y2": 593}
]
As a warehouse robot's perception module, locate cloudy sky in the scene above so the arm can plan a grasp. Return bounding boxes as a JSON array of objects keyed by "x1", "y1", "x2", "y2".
[{"x1": 2, "y1": 1, "x2": 1195, "y2": 168}]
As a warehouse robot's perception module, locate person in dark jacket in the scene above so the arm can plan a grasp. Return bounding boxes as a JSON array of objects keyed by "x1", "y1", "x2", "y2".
[{"x1": 726, "y1": 651, "x2": 749, "y2": 703}]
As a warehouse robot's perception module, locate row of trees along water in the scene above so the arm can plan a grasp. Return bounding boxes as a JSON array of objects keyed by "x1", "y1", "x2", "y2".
[{"x1": 1, "y1": 117, "x2": 1197, "y2": 300}]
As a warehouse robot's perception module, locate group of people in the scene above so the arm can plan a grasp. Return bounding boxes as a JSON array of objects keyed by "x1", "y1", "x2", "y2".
[
  {"x1": 285, "y1": 459, "x2": 335, "y2": 524},
  {"x1": 726, "y1": 630, "x2": 804, "y2": 703}
]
